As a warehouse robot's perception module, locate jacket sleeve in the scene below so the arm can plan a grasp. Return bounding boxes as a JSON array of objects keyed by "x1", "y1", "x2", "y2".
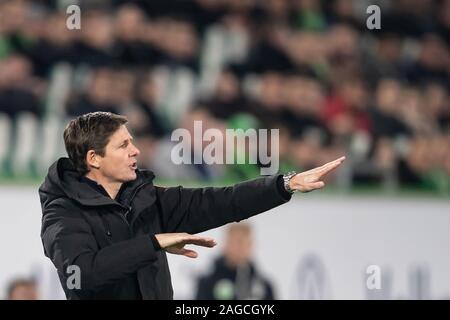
[
  {"x1": 155, "y1": 175, "x2": 291, "y2": 234},
  {"x1": 41, "y1": 201, "x2": 158, "y2": 293}
]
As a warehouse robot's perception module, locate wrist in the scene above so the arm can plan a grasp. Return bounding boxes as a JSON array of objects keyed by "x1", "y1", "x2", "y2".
[
  {"x1": 283, "y1": 171, "x2": 298, "y2": 194},
  {"x1": 150, "y1": 234, "x2": 162, "y2": 251}
]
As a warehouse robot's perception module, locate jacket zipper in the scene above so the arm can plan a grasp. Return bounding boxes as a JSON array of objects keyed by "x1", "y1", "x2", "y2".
[
  {"x1": 111, "y1": 181, "x2": 152, "y2": 236},
  {"x1": 128, "y1": 182, "x2": 153, "y2": 228},
  {"x1": 110, "y1": 204, "x2": 133, "y2": 237},
  {"x1": 101, "y1": 214, "x2": 113, "y2": 237}
]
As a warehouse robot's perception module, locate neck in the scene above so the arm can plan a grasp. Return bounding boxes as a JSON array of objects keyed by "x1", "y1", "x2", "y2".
[
  {"x1": 85, "y1": 171, "x2": 122, "y2": 199},
  {"x1": 224, "y1": 256, "x2": 249, "y2": 269}
]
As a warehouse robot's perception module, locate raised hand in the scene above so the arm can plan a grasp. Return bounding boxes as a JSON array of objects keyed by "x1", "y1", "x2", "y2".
[
  {"x1": 289, "y1": 156, "x2": 345, "y2": 193},
  {"x1": 154, "y1": 233, "x2": 217, "y2": 258}
]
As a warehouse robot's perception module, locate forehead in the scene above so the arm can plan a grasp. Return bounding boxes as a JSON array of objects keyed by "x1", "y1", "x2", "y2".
[
  {"x1": 108, "y1": 125, "x2": 132, "y2": 143},
  {"x1": 227, "y1": 229, "x2": 251, "y2": 239}
]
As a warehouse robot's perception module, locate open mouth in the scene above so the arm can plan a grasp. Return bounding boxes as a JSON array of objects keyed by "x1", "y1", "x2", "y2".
[{"x1": 130, "y1": 163, "x2": 137, "y2": 170}]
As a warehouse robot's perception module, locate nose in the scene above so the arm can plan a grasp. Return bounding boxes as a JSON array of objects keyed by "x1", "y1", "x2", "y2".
[{"x1": 130, "y1": 143, "x2": 140, "y2": 157}]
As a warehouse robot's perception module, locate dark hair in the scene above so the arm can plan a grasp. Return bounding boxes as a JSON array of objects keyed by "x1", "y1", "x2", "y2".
[
  {"x1": 6, "y1": 278, "x2": 37, "y2": 300},
  {"x1": 63, "y1": 112, "x2": 128, "y2": 175}
]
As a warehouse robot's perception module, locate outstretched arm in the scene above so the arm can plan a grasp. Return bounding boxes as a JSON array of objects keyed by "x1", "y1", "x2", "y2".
[{"x1": 155, "y1": 156, "x2": 346, "y2": 235}]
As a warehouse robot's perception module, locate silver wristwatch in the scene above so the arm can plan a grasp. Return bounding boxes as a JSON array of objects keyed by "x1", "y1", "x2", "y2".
[{"x1": 283, "y1": 171, "x2": 298, "y2": 194}]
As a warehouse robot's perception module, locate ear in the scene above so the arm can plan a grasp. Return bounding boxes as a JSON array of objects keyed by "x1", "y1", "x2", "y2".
[{"x1": 86, "y1": 150, "x2": 100, "y2": 169}]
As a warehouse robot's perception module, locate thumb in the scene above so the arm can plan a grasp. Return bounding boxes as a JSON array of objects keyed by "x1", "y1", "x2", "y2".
[{"x1": 310, "y1": 181, "x2": 325, "y2": 190}]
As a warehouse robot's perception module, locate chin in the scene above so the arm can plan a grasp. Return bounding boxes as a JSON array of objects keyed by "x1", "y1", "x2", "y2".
[
  {"x1": 119, "y1": 172, "x2": 137, "y2": 182},
  {"x1": 127, "y1": 172, "x2": 137, "y2": 181}
]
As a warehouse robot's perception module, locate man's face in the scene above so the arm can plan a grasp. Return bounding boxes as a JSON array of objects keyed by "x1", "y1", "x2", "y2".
[
  {"x1": 9, "y1": 284, "x2": 38, "y2": 300},
  {"x1": 224, "y1": 229, "x2": 253, "y2": 267},
  {"x1": 95, "y1": 125, "x2": 141, "y2": 183}
]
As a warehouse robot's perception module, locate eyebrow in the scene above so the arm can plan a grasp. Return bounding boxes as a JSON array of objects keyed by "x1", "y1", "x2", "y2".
[{"x1": 118, "y1": 137, "x2": 133, "y2": 146}]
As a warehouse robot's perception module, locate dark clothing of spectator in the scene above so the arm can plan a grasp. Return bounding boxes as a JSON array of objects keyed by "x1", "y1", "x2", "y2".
[
  {"x1": 369, "y1": 106, "x2": 411, "y2": 139},
  {"x1": 196, "y1": 257, "x2": 275, "y2": 300},
  {"x1": 245, "y1": 41, "x2": 295, "y2": 74},
  {"x1": 28, "y1": 40, "x2": 75, "y2": 77},
  {"x1": 113, "y1": 41, "x2": 157, "y2": 66},
  {"x1": 136, "y1": 101, "x2": 169, "y2": 138},
  {"x1": 66, "y1": 95, "x2": 119, "y2": 117},
  {"x1": 0, "y1": 88, "x2": 40, "y2": 118},
  {"x1": 202, "y1": 97, "x2": 250, "y2": 121},
  {"x1": 282, "y1": 109, "x2": 331, "y2": 143},
  {"x1": 72, "y1": 42, "x2": 117, "y2": 68}
]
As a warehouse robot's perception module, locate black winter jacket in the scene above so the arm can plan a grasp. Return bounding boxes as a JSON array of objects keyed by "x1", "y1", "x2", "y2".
[{"x1": 38, "y1": 157, "x2": 291, "y2": 300}]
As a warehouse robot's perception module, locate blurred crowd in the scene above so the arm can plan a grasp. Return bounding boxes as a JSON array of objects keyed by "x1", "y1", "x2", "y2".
[{"x1": 0, "y1": 0, "x2": 449, "y2": 191}]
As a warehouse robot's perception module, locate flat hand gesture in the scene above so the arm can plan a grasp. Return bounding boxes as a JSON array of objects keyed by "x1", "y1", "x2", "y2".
[
  {"x1": 289, "y1": 156, "x2": 345, "y2": 193},
  {"x1": 155, "y1": 233, "x2": 217, "y2": 258}
]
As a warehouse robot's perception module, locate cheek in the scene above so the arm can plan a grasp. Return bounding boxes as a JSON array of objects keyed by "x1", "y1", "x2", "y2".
[{"x1": 104, "y1": 154, "x2": 127, "y2": 171}]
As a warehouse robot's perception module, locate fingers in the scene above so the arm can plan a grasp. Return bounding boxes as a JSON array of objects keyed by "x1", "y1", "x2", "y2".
[
  {"x1": 316, "y1": 156, "x2": 345, "y2": 177},
  {"x1": 320, "y1": 156, "x2": 346, "y2": 169},
  {"x1": 182, "y1": 235, "x2": 217, "y2": 248},
  {"x1": 180, "y1": 248, "x2": 198, "y2": 259},
  {"x1": 179, "y1": 235, "x2": 216, "y2": 258},
  {"x1": 306, "y1": 156, "x2": 344, "y2": 174}
]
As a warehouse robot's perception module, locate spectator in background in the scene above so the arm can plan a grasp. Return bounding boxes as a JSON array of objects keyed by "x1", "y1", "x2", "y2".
[
  {"x1": 292, "y1": 0, "x2": 327, "y2": 32},
  {"x1": 0, "y1": 0, "x2": 30, "y2": 57},
  {"x1": 423, "y1": 82, "x2": 450, "y2": 132},
  {"x1": 282, "y1": 74, "x2": 329, "y2": 141},
  {"x1": 369, "y1": 78, "x2": 411, "y2": 140},
  {"x1": 322, "y1": 75, "x2": 371, "y2": 145},
  {"x1": 195, "y1": 223, "x2": 275, "y2": 300},
  {"x1": 258, "y1": 0, "x2": 291, "y2": 27},
  {"x1": 400, "y1": 85, "x2": 435, "y2": 135},
  {"x1": 405, "y1": 34, "x2": 449, "y2": 87},
  {"x1": 74, "y1": 11, "x2": 116, "y2": 67},
  {"x1": 135, "y1": 71, "x2": 168, "y2": 138},
  {"x1": 326, "y1": 23, "x2": 361, "y2": 76},
  {"x1": 6, "y1": 278, "x2": 39, "y2": 300},
  {"x1": 0, "y1": 54, "x2": 42, "y2": 118},
  {"x1": 113, "y1": 4, "x2": 153, "y2": 66},
  {"x1": 66, "y1": 67, "x2": 119, "y2": 116},
  {"x1": 201, "y1": 69, "x2": 248, "y2": 120},
  {"x1": 28, "y1": 12, "x2": 75, "y2": 78},
  {"x1": 151, "y1": 17, "x2": 199, "y2": 71},
  {"x1": 246, "y1": 21, "x2": 294, "y2": 73},
  {"x1": 362, "y1": 33, "x2": 403, "y2": 87},
  {"x1": 246, "y1": 71, "x2": 286, "y2": 126}
]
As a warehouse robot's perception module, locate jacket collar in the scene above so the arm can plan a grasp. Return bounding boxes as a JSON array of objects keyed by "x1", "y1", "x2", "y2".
[{"x1": 40, "y1": 157, "x2": 156, "y2": 209}]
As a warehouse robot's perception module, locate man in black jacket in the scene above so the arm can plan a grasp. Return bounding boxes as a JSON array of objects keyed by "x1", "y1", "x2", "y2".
[{"x1": 39, "y1": 112, "x2": 345, "y2": 300}]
